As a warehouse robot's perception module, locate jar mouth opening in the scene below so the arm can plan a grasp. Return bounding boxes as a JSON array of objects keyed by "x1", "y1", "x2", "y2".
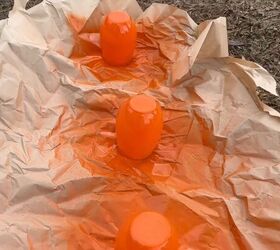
[{"x1": 129, "y1": 95, "x2": 157, "y2": 114}]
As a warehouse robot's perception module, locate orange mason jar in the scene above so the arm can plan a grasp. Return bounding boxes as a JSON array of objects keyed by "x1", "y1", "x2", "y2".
[
  {"x1": 115, "y1": 211, "x2": 178, "y2": 250},
  {"x1": 100, "y1": 11, "x2": 137, "y2": 66},
  {"x1": 116, "y1": 95, "x2": 163, "y2": 160}
]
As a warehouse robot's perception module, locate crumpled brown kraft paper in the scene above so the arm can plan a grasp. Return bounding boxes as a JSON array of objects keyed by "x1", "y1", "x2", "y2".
[{"x1": 0, "y1": 0, "x2": 279, "y2": 249}]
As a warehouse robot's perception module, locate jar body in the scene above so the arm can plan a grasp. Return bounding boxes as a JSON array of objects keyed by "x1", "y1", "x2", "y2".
[
  {"x1": 116, "y1": 95, "x2": 163, "y2": 160},
  {"x1": 100, "y1": 11, "x2": 137, "y2": 66}
]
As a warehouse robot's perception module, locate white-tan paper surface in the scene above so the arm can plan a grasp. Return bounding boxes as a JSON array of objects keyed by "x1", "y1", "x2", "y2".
[{"x1": 0, "y1": 0, "x2": 279, "y2": 249}]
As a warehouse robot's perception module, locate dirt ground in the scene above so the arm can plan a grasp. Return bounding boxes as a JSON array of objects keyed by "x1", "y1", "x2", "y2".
[{"x1": 1, "y1": 0, "x2": 279, "y2": 112}]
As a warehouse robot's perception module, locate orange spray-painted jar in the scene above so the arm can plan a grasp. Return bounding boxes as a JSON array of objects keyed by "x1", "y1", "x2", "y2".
[
  {"x1": 115, "y1": 211, "x2": 178, "y2": 250},
  {"x1": 100, "y1": 11, "x2": 137, "y2": 66},
  {"x1": 116, "y1": 95, "x2": 163, "y2": 160}
]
